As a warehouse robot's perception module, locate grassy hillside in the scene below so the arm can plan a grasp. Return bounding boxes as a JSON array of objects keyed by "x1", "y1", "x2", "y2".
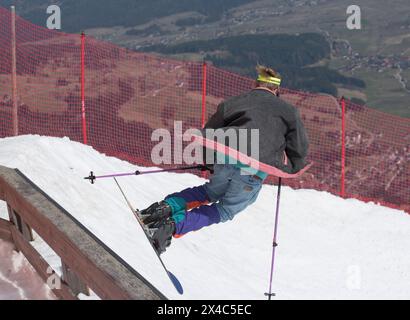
[{"x1": 144, "y1": 33, "x2": 365, "y2": 95}]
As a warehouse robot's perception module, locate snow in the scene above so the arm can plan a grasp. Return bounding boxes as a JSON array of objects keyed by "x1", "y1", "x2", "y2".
[
  {"x1": 0, "y1": 135, "x2": 409, "y2": 300},
  {"x1": 0, "y1": 239, "x2": 55, "y2": 300}
]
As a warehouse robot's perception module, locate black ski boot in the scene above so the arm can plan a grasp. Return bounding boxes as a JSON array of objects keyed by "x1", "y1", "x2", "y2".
[
  {"x1": 150, "y1": 218, "x2": 176, "y2": 255},
  {"x1": 139, "y1": 201, "x2": 172, "y2": 227}
]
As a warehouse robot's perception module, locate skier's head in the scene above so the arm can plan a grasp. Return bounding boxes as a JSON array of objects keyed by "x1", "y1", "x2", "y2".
[{"x1": 255, "y1": 65, "x2": 281, "y2": 96}]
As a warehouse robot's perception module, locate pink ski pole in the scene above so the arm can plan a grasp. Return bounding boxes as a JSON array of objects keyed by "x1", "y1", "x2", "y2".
[
  {"x1": 84, "y1": 165, "x2": 209, "y2": 184},
  {"x1": 265, "y1": 177, "x2": 282, "y2": 300}
]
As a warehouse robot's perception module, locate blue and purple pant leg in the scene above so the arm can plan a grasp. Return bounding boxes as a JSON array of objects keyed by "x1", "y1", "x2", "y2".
[{"x1": 164, "y1": 164, "x2": 264, "y2": 237}]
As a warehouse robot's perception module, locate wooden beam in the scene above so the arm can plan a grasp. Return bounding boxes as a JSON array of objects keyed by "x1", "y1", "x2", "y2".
[
  {"x1": 0, "y1": 218, "x2": 12, "y2": 242},
  {"x1": 10, "y1": 226, "x2": 77, "y2": 300},
  {"x1": 0, "y1": 166, "x2": 165, "y2": 300}
]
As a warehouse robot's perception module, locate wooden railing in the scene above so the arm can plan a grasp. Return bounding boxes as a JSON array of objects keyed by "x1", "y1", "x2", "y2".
[{"x1": 0, "y1": 165, "x2": 166, "y2": 300}]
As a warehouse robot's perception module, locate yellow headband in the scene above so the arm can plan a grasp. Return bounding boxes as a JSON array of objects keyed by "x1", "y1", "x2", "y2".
[{"x1": 257, "y1": 74, "x2": 281, "y2": 86}]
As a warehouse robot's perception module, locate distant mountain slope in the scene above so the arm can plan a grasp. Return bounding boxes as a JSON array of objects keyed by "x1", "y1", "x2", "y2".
[
  {"x1": 0, "y1": 0, "x2": 256, "y2": 32},
  {"x1": 1, "y1": 0, "x2": 408, "y2": 117}
]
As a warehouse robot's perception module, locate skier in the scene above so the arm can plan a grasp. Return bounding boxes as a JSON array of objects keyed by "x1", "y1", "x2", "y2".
[{"x1": 140, "y1": 65, "x2": 309, "y2": 254}]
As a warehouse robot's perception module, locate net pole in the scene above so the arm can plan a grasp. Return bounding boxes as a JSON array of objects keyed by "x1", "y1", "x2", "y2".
[
  {"x1": 201, "y1": 61, "x2": 208, "y2": 178},
  {"x1": 11, "y1": 6, "x2": 18, "y2": 136},
  {"x1": 81, "y1": 31, "x2": 88, "y2": 144},
  {"x1": 201, "y1": 61, "x2": 207, "y2": 128},
  {"x1": 265, "y1": 177, "x2": 282, "y2": 300},
  {"x1": 340, "y1": 97, "x2": 346, "y2": 198}
]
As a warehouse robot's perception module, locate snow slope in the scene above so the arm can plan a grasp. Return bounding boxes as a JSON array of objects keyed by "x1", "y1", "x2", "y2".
[{"x1": 0, "y1": 135, "x2": 409, "y2": 300}]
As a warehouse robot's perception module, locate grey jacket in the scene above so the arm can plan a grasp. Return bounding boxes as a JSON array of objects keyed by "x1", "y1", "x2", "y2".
[{"x1": 204, "y1": 88, "x2": 309, "y2": 174}]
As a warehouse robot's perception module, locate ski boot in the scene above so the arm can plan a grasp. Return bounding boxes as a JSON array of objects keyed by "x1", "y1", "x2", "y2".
[
  {"x1": 138, "y1": 201, "x2": 172, "y2": 227},
  {"x1": 149, "y1": 218, "x2": 176, "y2": 255}
]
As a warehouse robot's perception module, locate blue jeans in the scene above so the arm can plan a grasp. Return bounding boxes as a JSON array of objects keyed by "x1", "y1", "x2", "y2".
[
  {"x1": 168, "y1": 164, "x2": 265, "y2": 236},
  {"x1": 204, "y1": 164, "x2": 264, "y2": 222}
]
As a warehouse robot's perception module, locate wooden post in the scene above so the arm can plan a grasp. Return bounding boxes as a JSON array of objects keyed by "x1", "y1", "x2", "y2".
[
  {"x1": 7, "y1": 203, "x2": 17, "y2": 225},
  {"x1": 11, "y1": 6, "x2": 18, "y2": 136},
  {"x1": 7, "y1": 204, "x2": 33, "y2": 242},
  {"x1": 62, "y1": 261, "x2": 90, "y2": 297},
  {"x1": 0, "y1": 218, "x2": 12, "y2": 242}
]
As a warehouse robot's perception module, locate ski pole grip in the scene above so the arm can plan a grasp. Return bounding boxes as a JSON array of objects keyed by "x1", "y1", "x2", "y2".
[
  {"x1": 84, "y1": 171, "x2": 96, "y2": 184},
  {"x1": 264, "y1": 292, "x2": 276, "y2": 299}
]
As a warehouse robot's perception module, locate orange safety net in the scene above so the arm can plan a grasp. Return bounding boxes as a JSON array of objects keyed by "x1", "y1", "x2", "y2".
[{"x1": 0, "y1": 7, "x2": 409, "y2": 212}]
